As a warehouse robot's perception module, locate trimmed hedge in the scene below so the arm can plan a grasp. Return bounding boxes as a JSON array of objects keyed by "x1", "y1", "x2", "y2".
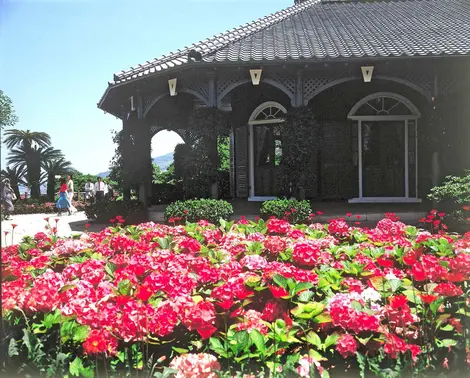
[
  {"x1": 260, "y1": 199, "x2": 312, "y2": 224},
  {"x1": 84, "y1": 200, "x2": 146, "y2": 224},
  {"x1": 165, "y1": 198, "x2": 233, "y2": 224}
]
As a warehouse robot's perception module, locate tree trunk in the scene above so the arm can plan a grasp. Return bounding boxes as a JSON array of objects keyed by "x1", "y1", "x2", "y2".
[{"x1": 47, "y1": 174, "x2": 55, "y2": 202}]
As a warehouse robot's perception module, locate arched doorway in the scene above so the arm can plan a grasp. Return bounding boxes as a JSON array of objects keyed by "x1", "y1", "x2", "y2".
[
  {"x1": 248, "y1": 101, "x2": 286, "y2": 201},
  {"x1": 348, "y1": 92, "x2": 421, "y2": 203}
]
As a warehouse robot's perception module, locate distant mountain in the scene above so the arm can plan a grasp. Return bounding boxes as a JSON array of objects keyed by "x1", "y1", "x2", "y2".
[{"x1": 97, "y1": 152, "x2": 174, "y2": 178}]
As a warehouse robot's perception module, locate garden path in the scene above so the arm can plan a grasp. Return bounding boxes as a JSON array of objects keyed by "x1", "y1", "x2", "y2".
[{"x1": 1, "y1": 212, "x2": 106, "y2": 247}]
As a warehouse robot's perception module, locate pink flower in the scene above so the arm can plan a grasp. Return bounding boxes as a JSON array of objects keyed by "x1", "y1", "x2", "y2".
[
  {"x1": 336, "y1": 334, "x2": 358, "y2": 358},
  {"x1": 169, "y1": 353, "x2": 221, "y2": 378}
]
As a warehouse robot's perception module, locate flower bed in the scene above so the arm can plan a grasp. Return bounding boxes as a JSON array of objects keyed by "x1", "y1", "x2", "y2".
[
  {"x1": 2, "y1": 217, "x2": 470, "y2": 377},
  {"x1": 5, "y1": 201, "x2": 87, "y2": 215}
]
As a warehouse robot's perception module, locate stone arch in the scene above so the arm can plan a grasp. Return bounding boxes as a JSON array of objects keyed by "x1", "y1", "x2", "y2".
[
  {"x1": 217, "y1": 78, "x2": 295, "y2": 109},
  {"x1": 305, "y1": 75, "x2": 432, "y2": 105}
]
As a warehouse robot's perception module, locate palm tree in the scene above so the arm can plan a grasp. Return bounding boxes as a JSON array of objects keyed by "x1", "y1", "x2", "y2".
[
  {"x1": 3, "y1": 129, "x2": 52, "y2": 198},
  {"x1": 0, "y1": 165, "x2": 26, "y2": 200},
  {"x1": 41, "y1": 157, "x2": 75, "y2": 201},
  {"x1": 7, "y1": 145, "x2": 62, "y2": 199}
]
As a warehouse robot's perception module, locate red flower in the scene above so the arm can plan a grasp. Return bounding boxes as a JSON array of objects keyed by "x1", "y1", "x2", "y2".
[
  {"x1": 316, "y1": 211, "x2": 324, "y2": 215},
  {"x1": 437, "y1": 212, "x2": 446, "y2": 217},
  {"x1": 434, "y1": 282, "x2": 463, "y2": 297},
  {"x1": 462, "y1": 205, "x2": 470, "y2": 211},
  {"x1": 356, "y1": 215, "x2": 361, "y2": 219},
  {"x1": 83, "y1": 329, "x2": 118, "y2": 356},
  {"x1": 110, "y1": 218, "x2": 116, "y2": 223},
  {"x1": 336, "y1": 334, "x2": 358, "y2": 358},
  {"x1": 419, "y1": 294, "x2": 439, "y2": 304},
  {"x1": 269, "y1": 285, "x2": 289, "y2": 299},
  {"x1": 11, "y1": 224, "x2": 17, "y2": 229},
  {"x1": 54, "y1": 218, "x2": 59, "y2": 224},
  {"x1": 85, "y1": 223, "x2": 91, "y2": 230},
  {"x1": 183, "y1": 209, "x2": 189, "y2": 214},
  {"x1": 136, "y1": 285, "x2": 153, "y2": 301},
  {"x1": 449, "y1": 318, "x2": 462, "y2": 333},
  {"x1": 389, "y1": 295, "x2": 408, "y2": 309},
  {"x1": 346, "y1": 212, "x2": 352, "y2": 217}
]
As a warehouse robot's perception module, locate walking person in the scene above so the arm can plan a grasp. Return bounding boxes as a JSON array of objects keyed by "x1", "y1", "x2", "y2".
[
  {"x1": 56, "y1": 178, "x2": 71, "y2": 215},
  {"x1": 94, "y1": 177, "x2": 107, "y2": 201},
  {"x1": 1, "y1": 179, "x2": 16, "y2": 220},
  {"x1": 84, "y1": 179, "x2": 95, "y2": 201},
  {"x1": 66, "y1": 175, "x2": 77, "y2": 213}
]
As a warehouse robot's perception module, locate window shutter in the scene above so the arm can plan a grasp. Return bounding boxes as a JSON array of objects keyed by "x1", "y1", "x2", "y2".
[{"x1": 234, "y1": 125, "x2": 248, "y2": 197}]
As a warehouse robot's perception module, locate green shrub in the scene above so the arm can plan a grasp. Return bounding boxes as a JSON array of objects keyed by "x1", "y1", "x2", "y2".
[
  {"x1": 165, "y1": 199, "x2": 233, "y2": 224},
  {"x1": 428, "y1": 170, "x2": 470, "y2": 224},
  {"x1": 260, "y1": 199, "x2": 312, "y2": 224},
  {"x1": 85, "y1": 200, "x2": 146, "y2": 224}
]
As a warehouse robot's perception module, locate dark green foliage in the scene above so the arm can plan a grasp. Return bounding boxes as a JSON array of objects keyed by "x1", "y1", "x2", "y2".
[
  {"x1": 84, "y1": 200, "x2": 146, "y2": 223},
  {"x1": 428, "y1": 170, "x2": 470, "y2": 223},
  {"x1": 165, "y1": 199, "x2": 233, "y2": 224},
  {"x1": 0, "y1": 89, "x2": 18, "y2": 129},
  {"x1": 276, "y1": 106, "x2": 321, "y2": 198},
  {"x1": 260, "y1": 199, "x2": 312, "y2": 224}
]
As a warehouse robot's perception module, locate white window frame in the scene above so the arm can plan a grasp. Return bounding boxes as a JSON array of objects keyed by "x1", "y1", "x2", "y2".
[
  {"x1": 347, "y1": 92, "x2": 421, "y2": 204},
  {"x1": 247, "y1": 101, "x2": 287, "y2": 201}
]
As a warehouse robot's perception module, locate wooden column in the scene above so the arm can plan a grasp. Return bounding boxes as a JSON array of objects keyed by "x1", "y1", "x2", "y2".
[
  {"x1": 295, "y1": 69, "x2": 304, "y2": 107},
  {"x1": 122, "y1": 113, "x2": 133, "y2": 201},
  {"x1": 208, "y1": 71, "x2": 219, "y2": 199}
]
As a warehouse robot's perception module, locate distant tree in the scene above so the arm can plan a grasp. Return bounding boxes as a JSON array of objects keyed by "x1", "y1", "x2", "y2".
[
  {"x1": 0, "y1": 90, "x2": 18, "y2": 129},
  {"x1": 41, "y1": 156, "x2": 75, "y2": 201},
  {"x1": 0, "y1": 165, "x2": 26, "y2": 200},
  {"x1": 4, "y1": 129, "x2": 58, "y2": 198}
]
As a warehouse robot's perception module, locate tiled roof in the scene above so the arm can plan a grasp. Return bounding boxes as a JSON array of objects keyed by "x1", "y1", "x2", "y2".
[{"x1": 111, "y1": 0, "x2": 470, "y2": 84}]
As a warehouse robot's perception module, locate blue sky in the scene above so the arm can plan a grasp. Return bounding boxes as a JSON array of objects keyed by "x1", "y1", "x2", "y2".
[{"x1": 0, "y1": 0, "x2": 292, "y2": 174}]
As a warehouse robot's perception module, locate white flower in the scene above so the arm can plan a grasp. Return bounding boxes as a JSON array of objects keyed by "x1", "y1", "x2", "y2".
[{"x1": 361, "y1": 287, "x2": 381, "y2": 302}]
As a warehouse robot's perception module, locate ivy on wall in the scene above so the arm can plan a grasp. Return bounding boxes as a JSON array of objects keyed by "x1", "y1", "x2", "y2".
[
  {"x1": 277, "y1": 106, "x2": 321, "y2": 198},
  {"x1": 173, "y1": 107, "x2": 231, "y2": 198}
]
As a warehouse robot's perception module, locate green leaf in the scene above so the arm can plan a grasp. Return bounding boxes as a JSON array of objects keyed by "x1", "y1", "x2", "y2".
[
  {"x1": 389, "y1": 279, "x2": 402, "y2": 293},
  {"x1": 323, "y1": 333, "x2": 339, "y2": 349},
  {"x1": 157, "y1": 237, "x2": 169, "y2": 249},
  {"x1": 172, "y1": 347, "x2": 189, "y2": 354},
  {"x1": 8, "y1": 338, "x2": 19, "y2": 357},
  {"x1": 43, "y1": 310, "x2": 61, "y2": 329},
  {"x1": 440, "y1": 324, "x2": 454, "y2": 331},
  {"x1": 313, "y1": 312, "x2": 332, "y2": 324},
  {"x1": 436, "y1": 338, "x2": 458, "y2": 348},
  {"x1": 298, "y1": 290, "x2": 314, "y2": 303},
  {"x1": 105, "y1": 262, "x2": 116, "y2": 278},
  {"x1": 73, "y1": 325, "x2": 90, "y2": 343},
  {"x1": 294, "y1": 282, "x2": 313, "y2": 294},
  {"x1": 273, "y1": 274, "x2": 288, "y2": 289},
  {"x1": 69, "y1": 357, "x2": 84, "y2": 377},
  {"x1": 305, "y1": 331, "x2": 322, "y2": 348},
  {"x1": 117, "y1": 279, "x2": 132, "y2": 296},
  {"x1": 351, "y1": 300, "x2": 363, "y2": 311},
  {"x1": 235, "y1": 330, "x2": 250, "y2": 350},
  {"x1": 250, "y1": 329, "x2": 266, "y2": 356},
  {"x1": 308, "y1": 349, "x2": 327, "y2": 362}
]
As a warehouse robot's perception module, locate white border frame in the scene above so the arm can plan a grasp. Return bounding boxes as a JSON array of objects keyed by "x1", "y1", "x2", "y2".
[
  {"x1": 348, "y1": 92, "x2": 422, "y2": 204},
  {"x1": 247, "y1": 101, "x2": 287, "y2": 201}
]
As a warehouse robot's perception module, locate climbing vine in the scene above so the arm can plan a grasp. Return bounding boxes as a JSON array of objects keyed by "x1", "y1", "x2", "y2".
[{"x1": 277, "y1": 106, "x2": 321, "y2": 198}]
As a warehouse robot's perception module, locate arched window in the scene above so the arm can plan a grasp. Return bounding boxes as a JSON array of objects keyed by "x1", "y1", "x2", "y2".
[
  {"x1": 249, "y1": 101, "x2": 287, "y2": 125},
  {"x1": 348, "y1": 92, "x2": 421, "y2": 203},
  {"x1": 348, "y1": 92, "x2": 421, "y2": 120}
]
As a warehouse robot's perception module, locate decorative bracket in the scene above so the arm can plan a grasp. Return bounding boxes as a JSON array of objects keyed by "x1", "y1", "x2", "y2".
[
  {"x1": 168, "y1": 78, "x2": 178, "y2": 96},
  {"x1": 361, "y1": 66, "x2": 374, "y2": 83},
  {"x1": 250, "y1": 69, "x2": 263, "y2": 85}
]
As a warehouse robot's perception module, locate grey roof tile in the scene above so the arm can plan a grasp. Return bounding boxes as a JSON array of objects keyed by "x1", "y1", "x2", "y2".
[{"x1": 111, "y1": 0, "x2": 470, "y2": 84}]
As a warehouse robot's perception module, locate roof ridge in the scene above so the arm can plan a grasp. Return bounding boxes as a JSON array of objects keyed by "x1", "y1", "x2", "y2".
[{"x1": 114, "y1": 0, "x2": 321, "y2": 81}]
